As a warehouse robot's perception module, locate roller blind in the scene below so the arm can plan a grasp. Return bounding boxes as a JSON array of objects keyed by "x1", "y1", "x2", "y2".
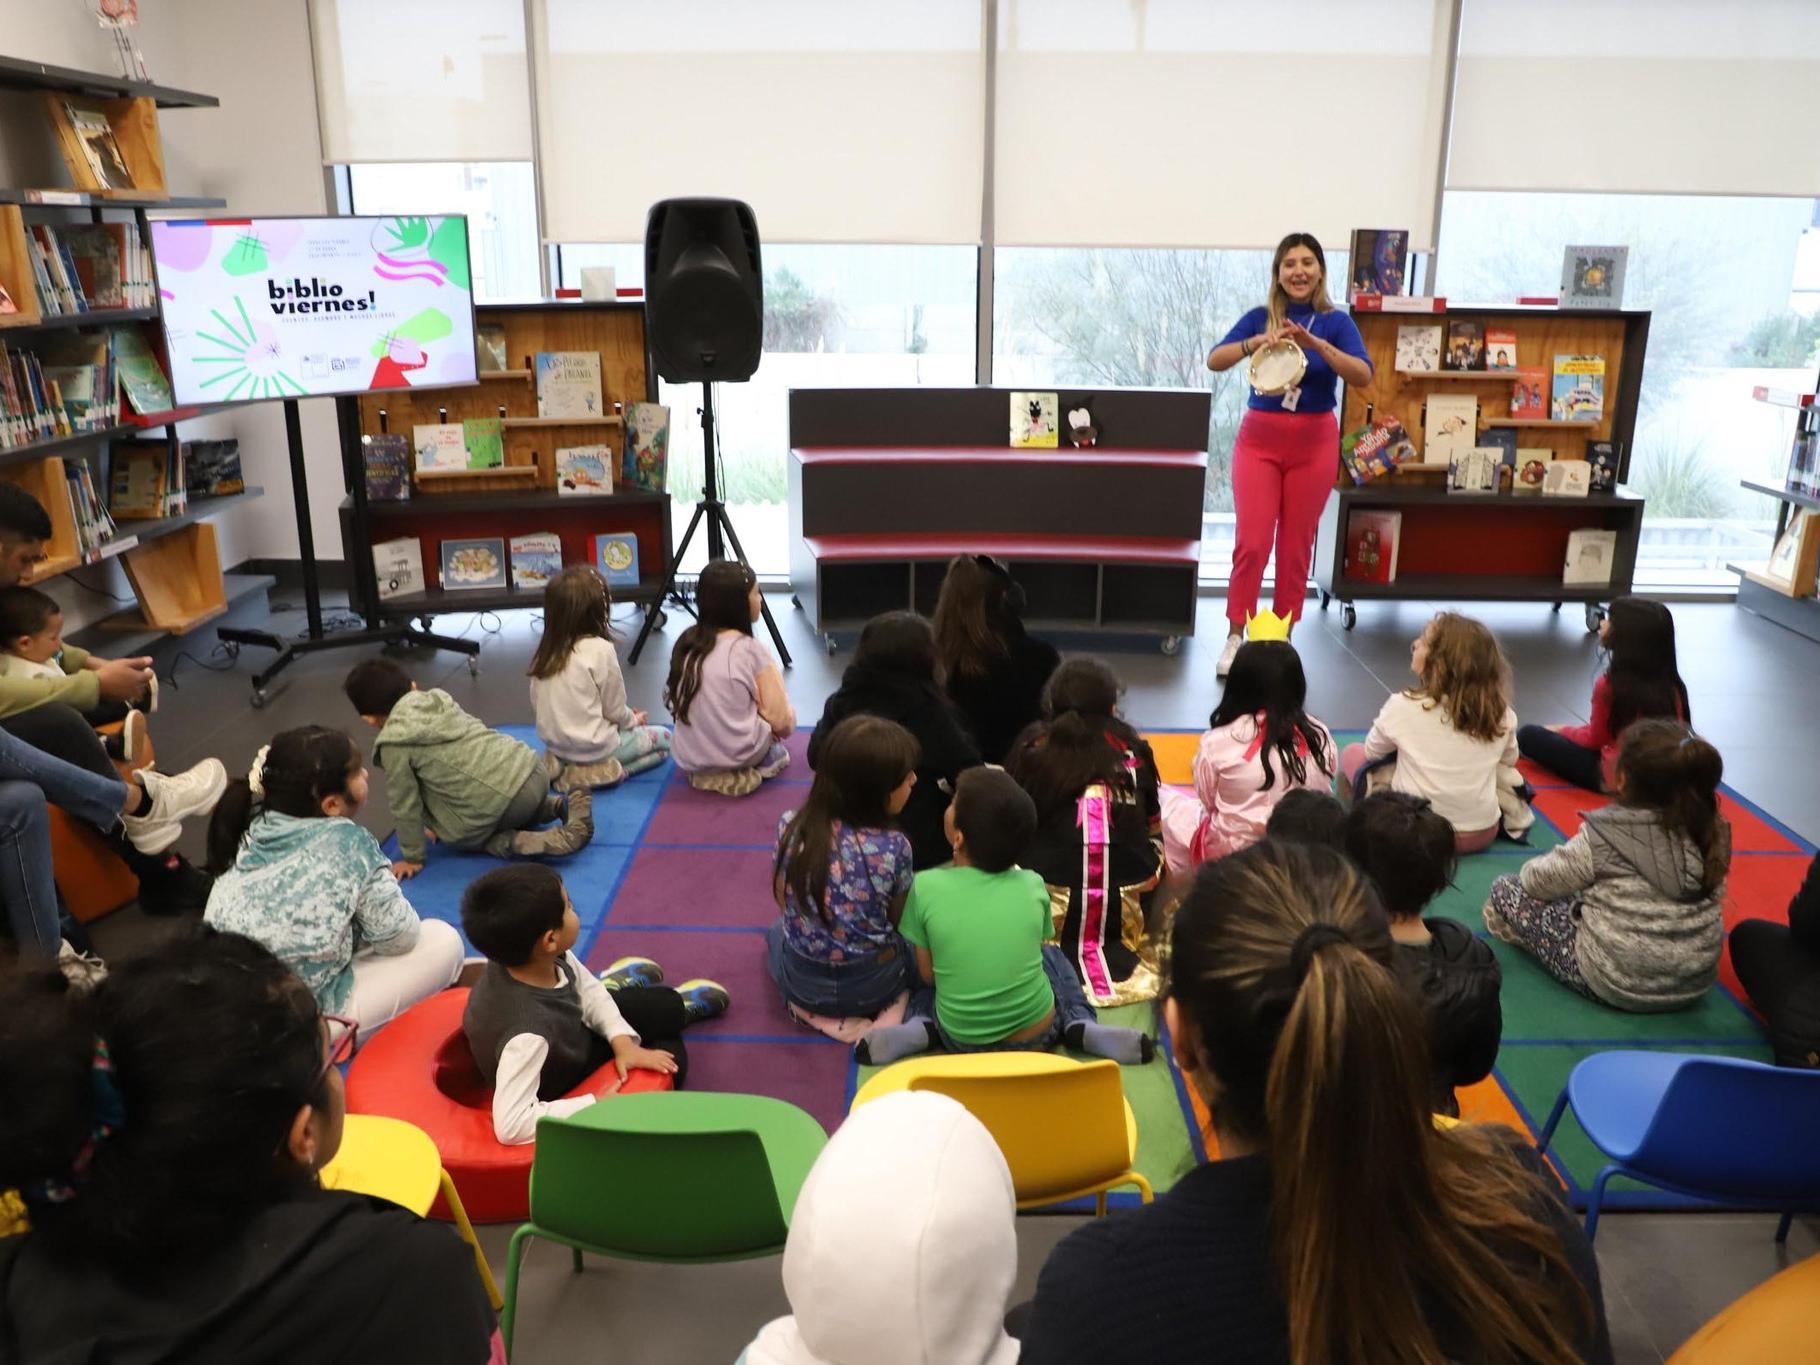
[
  {"x1": 532, "y1": 0, "x2": 986, "y2": 244},
  {"x1": 993, "y1": 0, "x2": 1453, "y2": 251},
  {"x1": 310, "y1": 0, "x2": 533, "y2": 163},
  {"x1": 1449, "y1": 0, "x2": 1820, "y2": 195}
]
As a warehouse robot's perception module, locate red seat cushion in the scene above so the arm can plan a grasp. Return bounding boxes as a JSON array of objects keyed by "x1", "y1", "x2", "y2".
[{"x1": 344, "y1": 986, "x2": 673, "y2": 1223}]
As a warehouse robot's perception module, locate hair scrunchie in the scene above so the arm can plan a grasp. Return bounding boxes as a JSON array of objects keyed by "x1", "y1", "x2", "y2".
[
  {"x1": 247, "y1": 744, "x2": 271, "y2": 800},
  {"x1": 1289, "y1": 922, "x2": 1350, "y2": 984}
]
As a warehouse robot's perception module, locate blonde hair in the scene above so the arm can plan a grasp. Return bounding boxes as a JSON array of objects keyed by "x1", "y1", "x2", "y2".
[
  {"x1": 1266, "y1": 232, "x2": 1337, "y2": 332},
  {"x1": 1407, "y1": 612, "x2": 1511, "y2": 744}
]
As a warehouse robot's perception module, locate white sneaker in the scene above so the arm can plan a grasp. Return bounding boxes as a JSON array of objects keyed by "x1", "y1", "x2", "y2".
[
  {"x1": 1216, "y1": 632, "x2": 1243, "y2": 679},
  {"x1": 121, "y1": 758, "x2": 227, "y2": 854},
  {"x1": 119, "y1": 709, "x2": 146, "y2": 766}
]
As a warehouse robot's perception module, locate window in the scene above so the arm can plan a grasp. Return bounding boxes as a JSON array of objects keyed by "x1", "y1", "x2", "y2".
[
  {"x1": 559, "y1": 243, "x2": 978, "y2": 576},
  {"x1": 1435, "y1": 191, "x2": 1817, "y2": 587},
  {"x1": 345, "y1": 162, "x2": 543, "y2": 302}
]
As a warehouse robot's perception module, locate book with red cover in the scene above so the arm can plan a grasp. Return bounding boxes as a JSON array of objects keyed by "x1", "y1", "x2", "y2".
[
  {"x1": 1343, "y1": 510, "x2": 1402, "y2": 584},
  {"x1": 1485, "y1": 327, "x2": 1518, "y2": 370},
  {"x1": 1509, "y1": 366, "x2": 1548, "y2": 419}
]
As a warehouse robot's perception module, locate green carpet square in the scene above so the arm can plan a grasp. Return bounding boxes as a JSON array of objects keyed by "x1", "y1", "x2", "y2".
[{"x1": 1489, "y1": 940, "x2": 1766, "y2": 1044}]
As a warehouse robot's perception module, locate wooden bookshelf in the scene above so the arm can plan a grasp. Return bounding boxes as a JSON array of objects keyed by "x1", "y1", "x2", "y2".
[{"x1": 113, "y1": 522, "x2": 228, "y2": 634}]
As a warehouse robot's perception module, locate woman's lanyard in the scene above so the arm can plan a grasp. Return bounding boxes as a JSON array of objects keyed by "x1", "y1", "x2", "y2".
[{"x1": 1280, "y1": 311, "x2": 1311, "y2": 413}]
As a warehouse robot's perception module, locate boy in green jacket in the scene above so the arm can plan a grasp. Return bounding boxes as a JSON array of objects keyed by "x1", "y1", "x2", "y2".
[{"x1": 344, "y1": 658, "x2": 592, "y2": 878}]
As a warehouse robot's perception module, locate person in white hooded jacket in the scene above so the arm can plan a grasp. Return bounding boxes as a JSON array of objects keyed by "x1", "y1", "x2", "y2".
[{"x1": 736, "y1": 1090, "x2": 1020, "y2": 1365}]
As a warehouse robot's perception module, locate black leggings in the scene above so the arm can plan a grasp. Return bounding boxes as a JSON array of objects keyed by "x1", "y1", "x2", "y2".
[
  {"x1": 602, "y1": 985, "x2": 692, "y2": 1088},
  {"x1": 1730, "y1": 920, "x2": 1820, "y2": 1068},
  {"x1": 1516, "y1": 723, "x2": 1604, "y2": 792},
  {"x1": 0, "y1": 702, "x2": 117, "y2": 782}
]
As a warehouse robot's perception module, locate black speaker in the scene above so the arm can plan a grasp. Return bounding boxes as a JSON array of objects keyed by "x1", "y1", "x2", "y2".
[{"x1": 644, "y1": 198, "x2": 763, "y2": 383}]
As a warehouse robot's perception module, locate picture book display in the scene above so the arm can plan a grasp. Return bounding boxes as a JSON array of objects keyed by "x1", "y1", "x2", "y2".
[
  {"x1": 184, "y1": 438, "x2": 243, "y2": 496},
  {"x1": 555, "y1": 444, "x2": 613, "y2": 496},
  {"x1": 477, "y1": 324, "x2": 509, "y2": 373},
  {"x1": 461, "y1": 417, "x2": 504, "y2": 470},
  {"x1": 1587, "y1": 440, "x2": 1620, "y2": 494},
  {"x1": 412, "y1": 423, "x2": 467, "y2": 475},
  {"x1": 52, "y1": 99, "x2": 134, "y2": 191},
  {"x1": 1761, "y1": 510, "x2": 1820, "y2": 596},
  {"x1": 1478, "y1": 427, "x2": 1518, "y2": 483},
  {"x1": 1348, "y1": 229, "x2": 1409, "y2": 298},
  {"x1": 114, "y1": 329, "x2": 174, "y2": 415},
  {"x1": 593, "y1": 532, "x2": 640, "y2": 588},
  {"x1": 1340, "y1": 415, "x2": 1416, "y2": 485},
  {"x1": 1784, "y1": 425, "x2": 1819, "y2": 499},
  {"x1": 1423, "y1": 394, "x2": 1479, "y2": 462},
  {"x1": 1448, "y1": 448, "x2": 1500, "y2": 494},
  {"x1": 509, "y1": 533, "x2": 562, "y2": 589},
  {"x1": 362, "y1": 433, "x2": 411, "y2": 501},
  {"x1": 373, "y1": 536, "x2": 424, "y2": 601},
  {"x1": 1563, "y1": 529, "x2": 1618, "y2": 587},
  {"x1": 1444, "y1": 320, "x2": 1484, "y2": 371},
  {"x1": 1561, "y1": 246, "x2": 1629, "y2": 310},
  {"x1": 1484, "y1": 327, "x2": 1518, "y2": 370},
  {"x1": 440, "y1": 537, "x2": 507, "y2": 591},
  {"x1": 1512, "y1": 448, "x2": 1555, "y2": 495},
  {"x1": 624, "y1": 402, "x2": 671, "y2": 491},
  {"x1": 1343, "y1": 510, "x2": 1402, "y2": 584},
  {"x1": 1395, "y1": 324, "x2": 1442, "y2": 373},
  {"x1": 1542, "y1": 459, "x2": 1592, "y2": 497},
  {"x1": 1010, "y1": 391, "x2": 1059, "y2": 448},
  {"x1": 1551, "y1": 355, "x2": 1606, "y2": 423},
  {"x1": 108, "y1": 445, "x2": 167, "y2": 519},
  {"x1": 535, "y1": 351, "x2": 604, "y2": 419},
  {"x1": 1509, "y1": 367, "x2": 1548, "y2": 419}
]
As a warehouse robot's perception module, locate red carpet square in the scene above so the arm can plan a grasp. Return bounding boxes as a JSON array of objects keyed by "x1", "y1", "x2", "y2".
[
  {"x1": 606, "y1": 846, "x2": 779, "y2": 929},
  {"x1": 1718, "y1": 792, "x2": 1803, "y2": 853}
]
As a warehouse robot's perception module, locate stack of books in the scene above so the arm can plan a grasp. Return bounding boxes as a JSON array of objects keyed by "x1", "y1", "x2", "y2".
[
  {"x1": 0, "y1": 334, "x2": 121, "y2": 447},
  {"x1": 108, "y1": 442, "x2": 188, "y2": 521},
  {"x1": 64, "y1": 461, "x2": 117, "y2": 558},
  {"x1": 23, "y1": 222, "x2": 152, "y2": 316}
]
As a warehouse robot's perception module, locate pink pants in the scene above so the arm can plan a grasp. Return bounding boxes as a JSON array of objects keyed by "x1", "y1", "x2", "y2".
[{"x1": 1228, "y1": 409, "x2": 1338, "y2": 627}]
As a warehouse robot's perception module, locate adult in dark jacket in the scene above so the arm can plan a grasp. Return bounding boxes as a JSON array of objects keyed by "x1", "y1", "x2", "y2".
[
  {"x1": 1347, "y1": 791, "x2": 1502, "y2": 1115},
  {"x1": 0, "y1": 927, "x2": 498, "y2": 1365},
  {"x1": 930, "y1": 554, "x2": 1061, "y2": 766},
  {"x1": 1731, "y1": 850, "x2": 1820, "y2": 1067},
  {"x1": 808, "y1": 612, "x2": 980, "y2": 870}
]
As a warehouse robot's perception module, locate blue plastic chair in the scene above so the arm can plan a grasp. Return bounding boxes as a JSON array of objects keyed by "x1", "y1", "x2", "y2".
[{"x1": 1538, "y1": 1051, "x2": 1820, "y2": 1240}]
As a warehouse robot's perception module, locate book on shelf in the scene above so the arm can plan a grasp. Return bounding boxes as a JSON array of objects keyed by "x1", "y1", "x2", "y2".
[
  {"x1": 1, "y1": 342, "x2": 67, "y2": 446},
  {"x1": 114, "y1": 329, "x2": 174, "y2": 415},
  {"x1": 535, "y1": 351, "x2": 604, "y2": 419},
  {"x1": 1423, "y1": 393, "x2": 1478, "y2": 461},
  {"x1": 1783, "y1": 427, "x2": 1820, "y2": 500},
  {"x1": 1394, "y1": 324, "x2": 1442, "y2": 373},
  {"x1": 184, "y1": 438, "x2": 243, "y2": 496},
  {"x1": 41, "y1": 331, "x2": 118, "y2": 434},
  {"x1": 461, "y1": 417, "x2": 505, "y2": 471},
  {"x1": 1010, "y1": 391, "x2": 1059, "y2": 449},
  {"x1": 51, "y1": 99, "x2": 136, "y2": 192},
  {"x1": 1478, "y1": 427, "x2": 1518, "y2": 483},
  {"x1": 412, "y1": 423, "x2": 467, "y2": 476},
  {"x1": 1509, "y1": 367, "x2": 1548, "y2": 419},
  {"x1": 555, "y1": 444, "x2": 612, "y2": 496},
  {"x1": 1340, "y1": 415, "x2": 1416, "y2": 485},
  {"x1": 1444, "y1": 320, "x2": 1484, "y2": 371},
  {"x1": 362, "y1": 434, "x2": 411, "y2": 501},
  {"x1": 1348, "y1": 228, "x2": 1409, "y2": 299},
  {"x1": 509, "y1": 533, "x2": 563, "y2": 590},
  {"x1": 1512, "y1": 448, "x2": 1554, "y2": 496},
  {"x1": 0, "y1": 282, "x2": 14, "y2": 315},
  {"x1": 477, "y1": 324, "x2": 509, "y2": 373},
  {"x1": 1448, "y1": 448, "x2": 1500, "y2": 494},
  {"x1": 593, "y1": 532, "x2": 640, "y2": 588},
  {"x1": 1587, "y1": 440, "x2": 1620, "y2": 494},
  {"x1": 108, "y1": 444, "x2": 166, "y2": 519},
  {"x1": 1351, "y1": 294, "x2": 1446, "y2": 313},
  {"x1": 1343, "y1": 510, "x2": 1401, "y2": 584},
  {"x1": 1754, "y1": 386, "x2": 1819, "y2": 408},
  {"x1": 1551, "y1": 355, "x2": 1605, "y2": 422},
  {"x1": 1542, "y1": 460, "x2": 1593, "y2": 497},
  {"x1": 28, "y1": 224, "x2": 85, "y2": 315},
  {"x1": 59, "y1": 224, "x2": 129, "y2": 308},
  {"x1": 373, "y1": 536, "x2": 424, "y2": 602},
  {"x1": 1484, "y1": 327, "x2": 1518, "y2": 370},
  {"x1": 165, "y1": 437, "x2": 187, "y2": 516},
  {"x1": 1563, "y1": 529, "x2": 1618, "y2": 587},
  {"x1": 1560, "y1": 245, "x2": 1628, "y2": 310},
  {"x1": 1759, "y1": 510, "x2": 1820, "y2": 596},
  {"x1": 624, "y1": 402, "x2": 671, "y2": 491},
  {"x1": 65, "y1": 460, "x2": 118, "y2": 558},
  {"x1": 440, "y1": 537, "x2": 508, "y2": 592}
]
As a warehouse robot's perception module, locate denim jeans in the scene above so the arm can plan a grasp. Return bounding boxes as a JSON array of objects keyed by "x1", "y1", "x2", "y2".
[
  {"x1": 0, "y1": 780, "x2": 59, "y2": 959},
  {"x1": 766, "y1": 920, "x2": 912, "y2": 1018},
  {"x1": 909, "y1": 944, "x2": 1098, "y2": 1053},
  {"x1": 0, "y1": 722, "x2": 126, "y2": 829}
]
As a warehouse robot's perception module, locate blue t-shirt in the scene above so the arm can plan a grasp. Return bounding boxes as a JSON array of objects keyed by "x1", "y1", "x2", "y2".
[{"x1": 1217, "y1": 303, "x2": 1371, "y2": 414}]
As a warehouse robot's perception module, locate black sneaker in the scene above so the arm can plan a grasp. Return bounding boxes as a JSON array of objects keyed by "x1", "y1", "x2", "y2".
[{"x1": 133, "y1": 851, "x2": 213, "y2": 915}]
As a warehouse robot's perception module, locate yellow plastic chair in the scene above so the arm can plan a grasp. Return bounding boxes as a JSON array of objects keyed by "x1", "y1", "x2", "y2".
[
  {"x1": 319, "y1": 1113, "x2": 502, "y2": 1310},
  {"x1": 1667, "y1": 1250, "x2": 1820, "y2": 1362},
  {"x1": 853, "y1": 1052, "x2": 1151, "y2": 1214}
]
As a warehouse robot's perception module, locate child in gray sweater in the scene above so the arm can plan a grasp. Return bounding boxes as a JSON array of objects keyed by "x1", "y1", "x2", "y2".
[{"x1": 1484, "y1": 720, "x2": 1730, "y2": 1011}]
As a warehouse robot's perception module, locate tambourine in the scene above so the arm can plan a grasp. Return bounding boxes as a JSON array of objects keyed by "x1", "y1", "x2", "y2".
[{"x1": 1248, "y1": 339, "x2": 1307, "y2": 396}]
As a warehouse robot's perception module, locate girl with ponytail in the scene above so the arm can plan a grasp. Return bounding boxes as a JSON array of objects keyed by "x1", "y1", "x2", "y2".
[
  {"x1": 204, "y1": 726, "x2": 461, "y2": 1032},
  {"x1": 1486, "y1": 719, "x2": 1729, "y2": 1012},
  {"x1": 1024, "y1": 841, "x2": 1609, "y2": 1365}
]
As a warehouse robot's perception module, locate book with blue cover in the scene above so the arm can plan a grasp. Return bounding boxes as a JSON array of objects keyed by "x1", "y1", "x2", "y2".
[{"x1": 593, "y1": 533, "x2": 639, "y2": 588}]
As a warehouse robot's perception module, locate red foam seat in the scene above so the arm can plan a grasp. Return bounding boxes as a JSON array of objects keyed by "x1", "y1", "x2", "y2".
[{"x1": 344, "y1": 986, "x2": 673, "y2": 1224}]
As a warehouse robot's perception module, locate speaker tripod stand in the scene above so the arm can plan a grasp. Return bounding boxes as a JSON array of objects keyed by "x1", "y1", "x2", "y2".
[{"x1": 626, "y1": 383, "x2": 792, "y2": 668}]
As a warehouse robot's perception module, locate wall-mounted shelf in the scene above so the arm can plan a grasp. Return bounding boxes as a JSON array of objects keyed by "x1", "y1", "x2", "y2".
[
  {"x1": 1402, "y1": 370, "x2": 1522, "y2": 382},
  {"x1": 0, "y1": 306, "x2": 160, "y2": 334},
  {"x1": 0, "y1": 54, "x2": 218, "y2": 109},
  {"x1": 500, "y1": 416, "x2": 624, "y2": 429},
  {"x1": 0, "y1": 189, "x2": 226, "y2": 209}
]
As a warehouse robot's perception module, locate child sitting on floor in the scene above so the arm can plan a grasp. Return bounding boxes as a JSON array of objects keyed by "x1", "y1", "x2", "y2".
[
  {"x1": 666, "y1": 559, "x2": 795, "y2": 797},
  {"x1": 1341, "y1": 612, "x2": 1532, "y2": 853},
  {"x1": 344, "y1": 658, "x2": 592, "y2": 878},
  {"x1": 461, "y1": 864, "x2": 729, "y2": 1145},
  {"x1": 770, "y1": 715, "x2": 920, "y2": 1036},
  {"x1": 204, "y1": 725, "x2": 463, "y2": 1033},
  {"x1": 1007, "y1": 657, "x2": 1166, "y2": 1006},
  {"x1": 0, "y1": 585, "x2": 156, "y2": 762},
  {"x1": 1485, "y1": 720, "x2": 1729, "y2": 1013},
  {"x1": 1160, "y1": 640, "x2": 1335, "y2": 875},
  {"x1": 1347, "y1": 792, "x2": 1502, "y2": 1116},
  {"x1": 1263, "y1": 787, "x2": 1347, "y2": 850},
  {"x1": 858, "y1": 767, "x2": 1153, "y2": 1067},
  {"x1": 931, "y1": 554, "x2": 1061, "y2": 765},
  {"x1": 529, "y1": 566, "x2": 672, "y2": 791}
]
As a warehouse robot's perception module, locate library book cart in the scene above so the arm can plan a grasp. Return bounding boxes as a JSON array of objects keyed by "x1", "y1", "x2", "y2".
[
  {"x1": 337, "y1": 299, "x2": 670, "y2": 646},
  {"x1": 0, "y1": 56, "x2": 265, "y2": 651},
  {"x1": 1315, "y1": 304, "x2": 1650, "y2": 632},
  {"x1": 788, "y1": 387, "x2": 1211, "y2": 654}
]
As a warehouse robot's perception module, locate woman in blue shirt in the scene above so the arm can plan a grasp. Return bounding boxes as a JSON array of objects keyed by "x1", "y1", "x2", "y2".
[{"x1": 1207, "y1": 234, "x2": 1372, "y2": 677}]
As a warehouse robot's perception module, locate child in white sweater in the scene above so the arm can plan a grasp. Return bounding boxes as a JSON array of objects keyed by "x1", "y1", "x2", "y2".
[{"x1": 529, "y1": 567, "x2": 672, "y2": 790}]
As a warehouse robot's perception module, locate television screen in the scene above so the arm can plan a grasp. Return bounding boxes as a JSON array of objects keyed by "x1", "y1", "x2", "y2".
[{"x1": 148, "y1": 215, "x2": 479, "y2": 406}]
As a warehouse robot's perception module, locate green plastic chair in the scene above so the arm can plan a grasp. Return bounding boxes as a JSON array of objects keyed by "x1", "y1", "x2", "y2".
[{"x1": 500, "y1": 1091, "x2": 828, "y2": 1353}]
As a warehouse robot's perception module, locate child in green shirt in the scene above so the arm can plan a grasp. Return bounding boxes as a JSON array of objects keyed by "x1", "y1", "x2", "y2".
[{"x1": 858, "y1": 767, "x2": 1153, "y2": 1066}]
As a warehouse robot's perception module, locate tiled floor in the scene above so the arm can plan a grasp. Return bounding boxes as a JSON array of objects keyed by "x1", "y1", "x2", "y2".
[{"x1": 85, "y1": 585, "x2": 1820, "y2": 1364}]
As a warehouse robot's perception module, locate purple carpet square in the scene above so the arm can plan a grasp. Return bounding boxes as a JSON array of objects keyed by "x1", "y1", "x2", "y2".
[
  {"x1": 780, "y1": 729, "x2": 814, "y2": 770},
  {"x1": 607, "y1": 847, "x2": 779, "y2": 929},
  {"x1": 683, "y1": 1038, "x2": 851, "y2": 1135},
  {"x1": 642, "y1": 778, "x2": 802, "y2": 847},
  {"x1": 584, "y1": 927, "x2": 793, "y2": 1036}
]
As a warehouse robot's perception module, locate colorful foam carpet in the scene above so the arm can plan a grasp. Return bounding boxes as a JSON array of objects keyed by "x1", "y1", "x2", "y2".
[{"x1": 384, "y1": 725, "x2": 1810, "y2": 1214}]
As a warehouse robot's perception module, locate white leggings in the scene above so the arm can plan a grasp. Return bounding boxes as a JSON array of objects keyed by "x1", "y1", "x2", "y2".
[{"x1": 345, "y1": 918, "x2": 464, "y2": 1035}]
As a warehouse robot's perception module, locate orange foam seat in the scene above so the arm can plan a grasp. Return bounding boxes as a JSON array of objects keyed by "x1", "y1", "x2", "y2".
[{"x1": 48, "y1": 806, "x2": 138, "y2": 924}]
